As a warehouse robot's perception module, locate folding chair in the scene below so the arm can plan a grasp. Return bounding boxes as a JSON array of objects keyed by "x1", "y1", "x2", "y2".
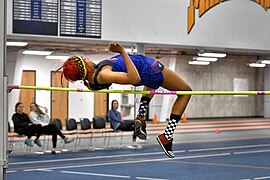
[
  {"x1": 9, "y1": 121, "x2": 32, "y2": 154},
  {"x1": 50, "y1": 118, "x2": 62, "y2": 130},
  {"x1": 106, "y1": 121, "x2": 123, "y2": 148},
  {"x1": 37, "y1": 119, "x2": 62, "y2": 154},
  {"x1": 92, "y1": 116, "x2": 109, "y2": 149},
  {"x1": 79, "y1": 118, "x2": 93, "y2": 150},
  {"x1": 44, "y1": 118, "x2": 65, "y2": 153},
  {"x1": 63, "y1": 118, "x2": 78, "y2": 151}
]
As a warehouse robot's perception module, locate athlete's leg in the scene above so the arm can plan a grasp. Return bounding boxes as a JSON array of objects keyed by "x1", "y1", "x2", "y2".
[
  {"x1": 157, "y1": 67, "x2": 192, "y2": 158},
  {"x1": 136, "y1": 86, "x2": 154, "y2": 135}
]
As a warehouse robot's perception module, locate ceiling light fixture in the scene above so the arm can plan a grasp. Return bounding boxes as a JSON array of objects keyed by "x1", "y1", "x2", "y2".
[
  {"x1": 124, "y1": 48, "x2": 137, "y2": 53},
  {"x1": 261, "y1": 60, "x2": 270, "y2": 64},
  {"x1": 248, "y1": 63, "x2": 266, "y2": 68},
  {"x1": 22, "y1": 50, "x2": 52, "y2": 56},
  {"x1": 198, "y1": 52, "x2": 226, "y2": 58},
  {"x1": 6, "y1": 41, "x2": 28, "y2": 47},
  {"x1": 45, "y1": 55, "x2": 70, "y2": 60},
  {"x1": 188, "y1": 61, "x2": 210, "y2": 65},
  {"x1": 193, "y1": 57, "x2": 218, "y2": 62}
]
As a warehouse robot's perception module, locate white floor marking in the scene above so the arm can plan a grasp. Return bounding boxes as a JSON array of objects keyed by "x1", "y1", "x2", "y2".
[
  {"x1": 6, "y1": 170, "x2": 17, "y2": 173},
  {"x1": 23, "y1": 153, "x2": 230, "y2": 171},
  {"x1": 234, "y1": 149, "x2": 270, "y2": 155},
  {"x1": 10, "y1": 150, "x2": 185, "y2": 165},
  {"x1": 61, "y1": 170, "x2": 131, "y2": 179},
  {"x1": 254, "y1": 176, "x2": 270, "y2": 180},
  {"x1": 136, "y1": 177, "x2": 169, "y2": 180},
  {"x1": 188, "y1": 144, "x2": 270, "y2": 152}
]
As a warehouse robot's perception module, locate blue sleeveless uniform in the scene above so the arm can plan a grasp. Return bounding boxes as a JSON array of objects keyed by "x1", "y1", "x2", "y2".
[{"x1": 87, "y1": 54, "x2": 164, "y2": 90}]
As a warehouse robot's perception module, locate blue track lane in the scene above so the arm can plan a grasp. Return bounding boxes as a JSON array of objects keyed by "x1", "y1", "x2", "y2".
[{"x1": 7, "y1": 138, "x2": 270, "y2": 180}]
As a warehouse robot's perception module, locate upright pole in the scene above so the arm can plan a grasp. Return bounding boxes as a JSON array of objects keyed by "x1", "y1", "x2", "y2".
[
  {"x1": 0, "y1": 0, "x2": 8, "y2": 179},
  {"x1": 264, "y1": 66, "x2": 270, "y2": 117}
]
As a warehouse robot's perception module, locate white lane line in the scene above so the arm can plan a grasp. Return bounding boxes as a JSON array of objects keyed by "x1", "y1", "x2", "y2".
[
  {"x1": 10, "y1": 150, "x2": 185, "y2": 165},
  {"x1": 254, "y1": 176, "x2": 270, "y2": 180},
  {"x1": 61, "y1": 170, "x2": 131, "y2": 179},
  {"x1": 234, "y1": 149, "x2": 270, "y2": 155},
  {"x1": 170, "y1": 159, "x2": 270, "y2": 170},
  {"x1": 188, "y1": 144, "x2": 270, "y2": 152},
  {"x1": 24, "y1": 169, "x2": 53, "y2": 172},
  {"x1": 37, "y1": 169, "x2": 53, "y2": 172},
  {"x1": 6, "y1": 170, "x2": 17, "y2": 173},
  {"x1": 23, "y1": 153, "x2": 230, "y2": 171},
  {"x1": 136, "y1": 177, "x2": 169, "y2": 180}
]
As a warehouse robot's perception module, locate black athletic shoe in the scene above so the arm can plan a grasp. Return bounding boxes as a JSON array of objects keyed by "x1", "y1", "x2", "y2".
[
  {"x1": 134, "y1": 120, "x2": 147, "y2": 140},
  {"x1": 156, "y1": 134, "x2": 175, "y2": 158},
  {"x1": 136, "y1": 116, "x2": 147, "y2": 135}
]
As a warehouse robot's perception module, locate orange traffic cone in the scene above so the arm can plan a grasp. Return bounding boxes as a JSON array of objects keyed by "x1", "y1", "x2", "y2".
[
  {"x1": 181, "y1": 112, "x2": 187, "y2": 123},
  {"x1": 152, "y1": 113, "x2": 158, "y2": 124},
  {"x1": 215, "y1": 128, "x2": 220, "y2": 133}
]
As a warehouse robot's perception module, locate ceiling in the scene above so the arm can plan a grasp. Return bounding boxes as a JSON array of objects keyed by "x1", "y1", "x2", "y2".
[{"x1": 6, "y1": 38, "x2": 270, "y2": 59}]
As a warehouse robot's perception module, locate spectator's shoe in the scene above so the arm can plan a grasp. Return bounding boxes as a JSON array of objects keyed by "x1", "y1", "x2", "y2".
[
  {"x1": 24, "y1": 139, "x2": 33, "y2": 147},
  {"x1": 64, "y1": 137, "x2": 74, "y2": 144},
  {"x1": 136, "y1": 115, "x2": 147, "y2": 135},
  {"x1": 34, "y1": 139, "x2": 42, "y2": 147},
  {"x1": 156, "y1": 134, "x2": 175, "y2": 158},
  {"x1": 7, "y1": 149, "x2": 13, "y2": 154},
  {"x1": 131, "y1": 144, "x2": 142, "y2": 149},
  {"x1": 51, "y1": 148, "x2": 56, "y2": 154},
  {"x1": 127, "y1": 142, "x2": 142, "y2": 149},
  {"x1": 134, "y1": 120, "x2": 147, "y2": 140}
]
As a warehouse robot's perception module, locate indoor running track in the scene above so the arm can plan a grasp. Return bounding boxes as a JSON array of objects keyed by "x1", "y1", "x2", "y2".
[{"x1": 7, "y1": 138, "x2": 270, "y2": 180}]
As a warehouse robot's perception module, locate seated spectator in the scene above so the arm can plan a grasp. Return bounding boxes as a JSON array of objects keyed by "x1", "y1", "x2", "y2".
[
  {"x1": 107, "y1": 100, "x2": 146, "y2": 148},
  {"x1": 29, "y1": 102, "x2": 74, "y2": 154},
  {"x1": 12, "y1": 102, "x2": 43, "y2": 147}
]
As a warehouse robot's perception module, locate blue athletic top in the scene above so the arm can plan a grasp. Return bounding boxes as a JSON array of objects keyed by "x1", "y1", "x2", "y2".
[{"x1": 87, "y1": 54, "x2": 164, "y2": 90}]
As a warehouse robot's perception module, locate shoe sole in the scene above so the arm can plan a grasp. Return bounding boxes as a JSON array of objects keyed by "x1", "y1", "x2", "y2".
[
  {"x1": 156, "y1": 136, "x2": 175, "y2": 158},
  {"x1": 64, "y1": 139, "x2": 75, "y2": 144},
  {"x1": 34, "y1": 141, "x2": 42, "y2": 147},
  {"x1": 134, "y1": 120, "x2": 147, "y2": 140}
]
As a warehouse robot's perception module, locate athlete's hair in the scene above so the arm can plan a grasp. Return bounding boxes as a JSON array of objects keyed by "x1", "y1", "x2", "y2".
[{"x1": 55, "y1": 55, "x2": 87, "y2": 86}]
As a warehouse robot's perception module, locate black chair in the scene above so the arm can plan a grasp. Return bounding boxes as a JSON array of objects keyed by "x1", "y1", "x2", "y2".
[
  {"x1": 80, "y1": 118, "x2": 91, "y2": 130},
  {"x1": 8, "y1": 121, "x2": 13, "y2": 150},
  {"x1": 41, "y1": 118, "x2": 63, "y2": 153},
  {"x1": 50, "y1": 118, "x2": 62, "y2": 130},
  {"x1": 92, "y1": 116, "x2": 106, "y2": 129},
  {"x1": 66, "y1": 118, "x2": 77, "y2": 131},
  {"x1": 92, "y1": 116, "x2": 110, "y2": 149},
  {"x1": 63, "y1": 118, "x2": 78, "y2": 150},
  {"x1": 78, "y1": 118, "x2": 93, "y2": 149}
]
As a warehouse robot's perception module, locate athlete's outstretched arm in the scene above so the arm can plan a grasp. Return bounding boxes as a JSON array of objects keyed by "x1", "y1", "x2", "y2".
[{"x1": 100, "y1": 42, "x2": 141, "y2": 84}]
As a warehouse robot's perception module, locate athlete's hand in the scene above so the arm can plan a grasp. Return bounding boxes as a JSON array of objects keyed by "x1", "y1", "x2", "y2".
[{"x1": 108, "y1": 42, "x2": 125, "y2": 54}]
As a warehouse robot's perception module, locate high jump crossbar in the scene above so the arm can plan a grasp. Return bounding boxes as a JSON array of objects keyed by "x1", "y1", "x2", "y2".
[{"x1": 7, "y1": 85, "x2": 270, "y2": 95}]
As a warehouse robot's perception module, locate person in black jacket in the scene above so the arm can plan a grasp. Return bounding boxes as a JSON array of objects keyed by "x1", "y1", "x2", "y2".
[{"x1": 11, "y1": 102, "x2": 43, "y2": 147}]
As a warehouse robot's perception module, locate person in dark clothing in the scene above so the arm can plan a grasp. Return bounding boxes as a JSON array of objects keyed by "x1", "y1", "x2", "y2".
[
  {"x1": 108, "y1": 100, "x2": 146, "y2": 148},
  {"x1": 11, "y1": 102, "x2": 43, "y2": 147}
]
